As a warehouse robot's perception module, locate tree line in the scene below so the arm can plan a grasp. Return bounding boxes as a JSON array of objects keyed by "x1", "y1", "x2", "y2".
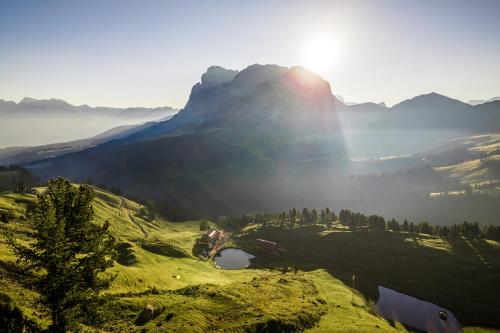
[
  {"x1": 0, "y1": 165, "x2": 38, "y2": 193},
  {"x1": 216, "y1": 207, "x2": 500, "y2": 241}
]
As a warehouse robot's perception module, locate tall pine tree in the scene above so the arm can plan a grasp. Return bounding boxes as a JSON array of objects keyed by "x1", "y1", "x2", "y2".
[{"x1": 9, "y1": 178, "x2": 116, "y2": 332}]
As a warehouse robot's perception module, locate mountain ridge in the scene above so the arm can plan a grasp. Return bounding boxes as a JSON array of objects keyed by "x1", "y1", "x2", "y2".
[
  {"x1": 391, "y1": 92, "x2": 470, "y2": 112},
  {"x1": 467, "y1": 96, "x2": 500, "y2": 105},
  {"x1": 110, "y1": 64, "x2": 339, "y2": 144},
  {"x1": 0, "y1": 97, "x2": 177, "y2": 118}
]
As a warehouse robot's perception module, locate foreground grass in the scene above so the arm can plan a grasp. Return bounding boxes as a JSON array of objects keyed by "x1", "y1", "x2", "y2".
[
  {"x1": 303, "y1": 270, "x2": 408, "y2": 333},
  {"x1": 0, "y1": 188, "x2": 409, "y2": 332},
  {"x1": 103, "y1": 273, "x2": 328, "y2": 332}
]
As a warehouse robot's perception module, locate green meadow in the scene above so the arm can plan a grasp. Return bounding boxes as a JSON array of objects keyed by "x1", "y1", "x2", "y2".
[
  {"x1": 0, "y1": 186, "x2": 498, "y2": 332},
  {"x1": 236, "y1": 223, "x2": 500, "y2": 330}
]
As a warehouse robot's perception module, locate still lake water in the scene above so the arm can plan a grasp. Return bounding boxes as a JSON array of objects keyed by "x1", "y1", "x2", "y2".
[
  {"x1": 214, "y1": 249, "x2": 255, "y2": 269},
  {"x1": 376, "y1": 286, "x2": 460, "y2": 333}
]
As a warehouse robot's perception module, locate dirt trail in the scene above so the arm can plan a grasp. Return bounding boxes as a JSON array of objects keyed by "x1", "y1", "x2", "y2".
[{"x1": 120, "y1": 198, "x2": 148, "y2": 236}]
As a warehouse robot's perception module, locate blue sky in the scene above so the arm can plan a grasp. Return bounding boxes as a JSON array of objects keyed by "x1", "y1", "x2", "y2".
[{"x1": 1, "y1": 0, "x2": 499, "y2": 108}]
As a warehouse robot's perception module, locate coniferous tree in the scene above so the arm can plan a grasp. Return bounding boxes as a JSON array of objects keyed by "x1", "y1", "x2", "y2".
[
  {"x1": 484, "y1": 225, "x2": 500, "y2": 241},
  {"x1": 8, "y1": 178, "x2": 116, "y2": 332},
  {"x1": 325, "y1": 207, "x2": 331, "y2": 221},
  {"x1": 419, "y1": 221, "x2": 431, "y2": 234},
  {"x1": 471, "y1": 222, "x2": 481, "y2": 238},
  {"x1": 389, "y1": 219, "x2": 400, "y2": 232},
  {"x1": 320, "y1": 210, "x2": 326, "y2": 224},
  {"x1": 402, "y1": 220, "x2": 409, "y2": 232},
  {"x1": 311, "y1": 209, "x2": 318, "y2": 224},
  {"x1": 325, "y1": 208, "x2": 334, "y2": 228},
  {"x1": 461, "y1": 221, "x2": 470, "y2": 238},
  {"x1": 367, "y1": 215, "x2": 385, "y2": 230},
  {"x1": 302, "y1": 208, "x2": 310, "y2": 224},
  {"x1": 439, "y1": 225, "x2": 450, "y2": 237},
  {"x1": 378, "y1": 216, "x2": 386, "y2": 230},
  {"x1": 199, "y1": 220, "x2": 210, "y2": 231},
  {"x1": 339, "y1": 209, "x2": 350, "y2": 225},
  {"x1": 290, "y1": 208, "x2": 297, "y2": 226}
]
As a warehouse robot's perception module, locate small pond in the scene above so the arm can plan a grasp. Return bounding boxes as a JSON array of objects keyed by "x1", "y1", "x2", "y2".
[
  {"x1": 214, "y1": 249, "x2": 255, "y2": 269},
  {"x1": 375, "y1": 286, "x2": 460, "y2": 333}
]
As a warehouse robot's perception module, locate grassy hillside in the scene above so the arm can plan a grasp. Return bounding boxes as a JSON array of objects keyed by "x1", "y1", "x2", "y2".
[
  {"x1": 235, "y1": 223, "x2": 500, "y2": 329},
  {"x1": 0, "y1": 187, "x2": 409, "y2": 332},
  {"x1": 435, "y1": 133, "x2": 500, "y2": 192}
]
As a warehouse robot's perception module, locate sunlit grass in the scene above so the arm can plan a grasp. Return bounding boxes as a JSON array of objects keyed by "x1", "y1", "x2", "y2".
[
  {"x1": 404, "y1": 233, "x2": 453, "y2": 253},
  {"x1": 1, "y1": 188, "x2": 498, "y2": 331},
  {"x1": 1, "y1": 189, "x2": 410, "y2": 332},
  {"x1": 304, "y1": 270, "x2": 407, "y2": 333},
  {"x1": 484, "y1": 239, "x2": 500, "y2": 249}
]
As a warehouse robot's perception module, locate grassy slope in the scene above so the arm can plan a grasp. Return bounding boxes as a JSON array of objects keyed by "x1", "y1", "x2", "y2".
[
  {"x1": 436, "y1": 156, "x2": 500, "y2": 186},
  {"x1": 435, "y1": 133, "x2": 500, "y2": 190},
  {"x1": 236, "y1": 223, "x2": 500, "y2": 330},
  {"x1": 0, "y1": 187, "x2": 406, "y2": 332}
]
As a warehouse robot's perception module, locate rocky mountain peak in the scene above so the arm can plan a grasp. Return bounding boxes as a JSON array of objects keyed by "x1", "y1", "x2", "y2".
[{"x1": 200, "y1": 66, "x2": 239, "y2": 89}]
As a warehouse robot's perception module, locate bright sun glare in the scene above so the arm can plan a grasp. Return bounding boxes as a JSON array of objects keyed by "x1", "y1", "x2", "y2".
[{"x1": 304, "y1": 34, "x2": 339, "y2": 74}]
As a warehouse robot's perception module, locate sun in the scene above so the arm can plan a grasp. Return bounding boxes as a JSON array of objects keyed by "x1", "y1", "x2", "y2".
[{"x1": 304, "y1": 34, "x2": 339, "y2": 74}]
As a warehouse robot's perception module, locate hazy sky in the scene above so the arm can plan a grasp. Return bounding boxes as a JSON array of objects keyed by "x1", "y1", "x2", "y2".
[{"x1": 1, "y1": 0, "x2": 499, "y2": 108}]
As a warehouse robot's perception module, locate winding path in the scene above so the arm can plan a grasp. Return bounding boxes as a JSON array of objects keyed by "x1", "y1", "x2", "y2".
[{"x1": 120, "y1": 198, "x2": 148, "y2": 236}]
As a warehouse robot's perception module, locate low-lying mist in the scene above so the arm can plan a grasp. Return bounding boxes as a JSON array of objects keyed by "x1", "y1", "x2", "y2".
[{"x1": 0, "y1": 113, "x2": 171, "y2": 148}]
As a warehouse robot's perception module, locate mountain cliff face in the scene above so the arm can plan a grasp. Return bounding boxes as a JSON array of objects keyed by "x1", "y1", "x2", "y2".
[
  {"x1": 121, "y1": 64, "x2": 340, "y2": 142},
  {"x1": 28, "y1": 64, "x2": 347, "y2": 218}
]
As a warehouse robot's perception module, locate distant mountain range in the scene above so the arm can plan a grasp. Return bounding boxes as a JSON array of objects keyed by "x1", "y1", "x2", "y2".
[
  {"x1": 0, "y1": 97, "x2": 177, "y2": 119},
  {"x1": 0, "y1": 97, "x2": 178, "y2": 148},
  {"x1": 337, "y1": 92, "x2": 500, "y2": 131},
  {"x1": 334, "y1": 94, "x2": 360, "y2": 106},
  {"x1": 22, "y1": 64, "x2": 500, "y2": 219},
  {"x1": 467, "y1": 97, "x2": 500, "y2": 106}
]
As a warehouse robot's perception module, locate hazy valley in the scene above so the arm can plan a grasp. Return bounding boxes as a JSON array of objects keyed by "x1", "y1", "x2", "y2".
[{"x1": 0, "y1": 97, "x2": 177, "y2": 148}]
